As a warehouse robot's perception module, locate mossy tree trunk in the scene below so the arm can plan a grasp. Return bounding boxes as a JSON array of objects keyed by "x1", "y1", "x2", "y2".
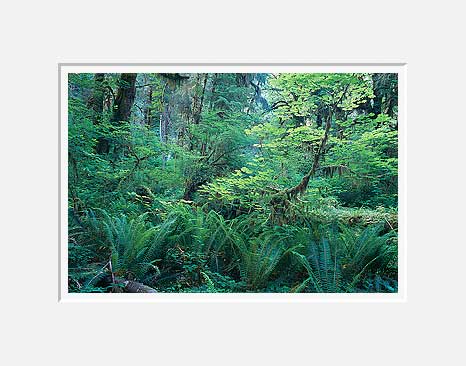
[{"x1": 112, "y1": 73, "x2": 137, "y2": 124}]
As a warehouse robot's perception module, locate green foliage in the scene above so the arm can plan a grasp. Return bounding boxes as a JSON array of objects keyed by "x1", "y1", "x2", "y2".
[
  {"x1": 338, "y1": 224, "x2": 397, "y2": 291},
  {"x1": 291, "y1": 224, "x2": 397, "y2": 293},
  {"x1": 68, "y1": 72, "x2": 398, "y2": 293},
  {"x1": 102, "y1": 212, "x2": 159, "y2": 281},
  {"x1": 232, "y1": 224, "x2": 299, "y2": 290}
]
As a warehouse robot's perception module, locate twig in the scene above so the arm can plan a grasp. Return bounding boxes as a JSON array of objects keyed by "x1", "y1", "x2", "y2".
[
  {"x1": 86, "y1": 260, "x2": 110, "y2": 287},
  {"x1": 70, "y1": 278, "x2": 82, "y2": 289},
  {"x1": 384, "y1": 217, "x2": 394, "y2": 231},
  {"x1": 108, "y1": 258, "x2": 115, "y2": 284}
]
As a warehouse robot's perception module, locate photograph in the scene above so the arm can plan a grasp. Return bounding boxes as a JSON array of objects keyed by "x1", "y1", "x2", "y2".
[
  {"x1": 66, "y1": 70, "x2": 399, "y2": 294},
  {"x1": 5, "y1": 1, "x2": 466, "y2": 364}
]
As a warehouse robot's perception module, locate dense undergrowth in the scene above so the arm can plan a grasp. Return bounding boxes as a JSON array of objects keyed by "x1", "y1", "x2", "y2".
[{"x1": 69, "y1": 202, "x2": 397, "y2": 293}]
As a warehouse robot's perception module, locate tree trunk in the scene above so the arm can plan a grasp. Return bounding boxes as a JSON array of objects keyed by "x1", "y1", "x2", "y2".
[
  {"x1": 96, "y1": 73, "x2": 137, "y2": 154},
  {"x1": 112, "y1": 73, "x2": 137, "y2": 123},
  {"x1": 183, "y1": 178, "x2": 208, "y2": 201},
  {"x1": 193, "y1": 73, "x2": 208, "y2": 124},
  {"x1": 284, "y1": 109, "x2": 333, "y2": 199},
  {"x1": 278, "y1": 83, "x2": 350, "y2": 200},
  {"x1": 145, "y1": 85, "x2": 153, "y2": 126},
  {"x1": 88, "y1": 73, "x2": 105, "y2": 122},
  {"x1": 113, "y1": 278, "x2": 157, "y2": 293},
  {"x1": 88, "y1": 73, "x2": 109, "y2": 154},
  {"x1": 209, "y1": 73, "x2": 218, "y2": 110}
]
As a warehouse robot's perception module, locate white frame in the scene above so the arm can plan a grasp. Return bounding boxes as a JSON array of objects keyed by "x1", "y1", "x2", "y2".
[{"x1": 59, "y1": 63, "x2": 407, "y2": 303}]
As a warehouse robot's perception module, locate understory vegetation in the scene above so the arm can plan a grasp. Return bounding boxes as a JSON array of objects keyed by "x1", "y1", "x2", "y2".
[{"x1": 68, "y1": 72, "x2": 398, "y2": 293}]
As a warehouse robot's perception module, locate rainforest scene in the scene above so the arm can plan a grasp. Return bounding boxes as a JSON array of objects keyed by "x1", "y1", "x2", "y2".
[{"x1": 67, "y1": 72, "x2": 398, "y2": 293}]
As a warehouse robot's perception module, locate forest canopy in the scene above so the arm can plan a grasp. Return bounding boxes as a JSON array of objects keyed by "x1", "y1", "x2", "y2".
[{"x1": 68, "y1": 72, "x2": 398, "y2": 293}]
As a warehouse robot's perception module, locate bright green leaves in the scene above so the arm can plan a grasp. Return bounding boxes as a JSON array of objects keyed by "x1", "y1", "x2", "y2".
[
  {"x1": 240, "y1": 166, "x2": 253, "y2": 174},
  {"x1": 268, "y1": 73, "x2": 375, "y2": 123},
  {"x1": 199, "y1": 160, "x2": 276, "y2": 208}
]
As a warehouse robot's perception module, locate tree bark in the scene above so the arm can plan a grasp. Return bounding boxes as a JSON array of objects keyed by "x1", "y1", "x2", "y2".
[
  {"x1": 284, "y1": 109, "x2": 333, "y2": 199},
  {"x1": 113, "y1": 278, "x2": 157, "y2": 293},
  {"x1": 183, "y1": 178, "x2": 208, "y2": 201},
  {"x1": 88, "y1": 73, "x2": 105, "y2": 122},
  {"x1": 191, "y1": 73, "x2": 208, "y2": 125},
  {"x1": 88, "y1": 73, "x2": 110, "y2": 154},
  {"x1": 96, "y1": 73, "x2": 137, "y2": 154},
  {"x1": 145, "y1": 85, "x2": 153, "y2": 126},
  {"x1": 277, "y1": 83, "x2": 350, "y2": 200},
  {"x1": 195, "y1": 73, "x2": 208, "y2": 124},
  {"x1": 111, "y1": 73, "x2": 137, "y2": 124}
]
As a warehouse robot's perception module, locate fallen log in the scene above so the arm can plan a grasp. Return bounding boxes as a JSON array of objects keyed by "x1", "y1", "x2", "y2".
[{"x1": 113, "y1": 278, "x2": 157, "y2": 293}]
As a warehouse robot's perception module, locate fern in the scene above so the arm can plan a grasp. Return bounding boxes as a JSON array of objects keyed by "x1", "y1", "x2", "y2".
[
  {"x1": 293, "y1": 236, "x2": 342, "y2": 293},
  {"x1": 200, "y1": 271, "x2": 216, "y2": 293},
  {"x1": 234, "y1": 225, "x2": 299, "y2": 290},
  {"x1": 291, "y1": 224, "x2": 397, "y2": 293},
  {"x1": 338, "y1": 224, "x2": 397, "y2": 291},
  {"x1": 102, "y1": 212, "x2": 158, "y2": 281},
  {"x1": 291, "y1": 251, "x2": 323, "y2": 292}
]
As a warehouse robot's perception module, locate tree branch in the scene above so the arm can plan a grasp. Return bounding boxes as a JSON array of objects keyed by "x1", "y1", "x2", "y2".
[{"x1": 278, "y1": 83, "x2": 352, "y2": 199}]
